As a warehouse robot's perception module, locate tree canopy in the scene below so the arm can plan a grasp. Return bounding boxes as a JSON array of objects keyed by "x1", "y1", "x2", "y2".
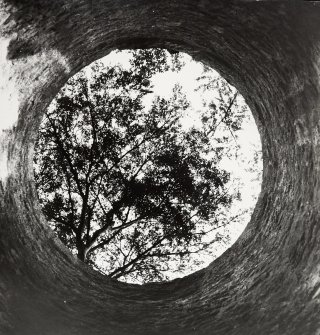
[{"x1": 34, "y1": 49, "x2": 252, "y2": 283}]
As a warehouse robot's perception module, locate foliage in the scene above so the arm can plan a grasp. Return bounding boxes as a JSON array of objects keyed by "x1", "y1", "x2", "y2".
[{"x1": 34, "y1": 49, "x2": 249, "y2": 283}]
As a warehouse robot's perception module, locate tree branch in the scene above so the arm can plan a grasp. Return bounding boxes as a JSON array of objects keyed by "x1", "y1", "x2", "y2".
[
  {"x1": 45, "y1": 113, "x2": 85, "y2": 199},
  {"x1": 109, "y1": 235, "x2": 166, "y2": 278}
]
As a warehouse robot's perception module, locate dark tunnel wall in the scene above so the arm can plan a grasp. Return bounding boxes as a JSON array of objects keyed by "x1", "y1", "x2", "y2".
[{"x1": 1, "y1": 1, "x2": 320, "y2": 334}]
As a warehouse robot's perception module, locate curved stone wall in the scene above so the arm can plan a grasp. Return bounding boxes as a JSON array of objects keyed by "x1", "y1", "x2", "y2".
[{"x1": 1, "y1": 1, "x2": 320, "y2": 334}]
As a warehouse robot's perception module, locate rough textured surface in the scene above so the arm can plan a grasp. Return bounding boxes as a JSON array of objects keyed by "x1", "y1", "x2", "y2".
[{"x1": 1, "y1": 1, "x2": 320, "y2": 334}]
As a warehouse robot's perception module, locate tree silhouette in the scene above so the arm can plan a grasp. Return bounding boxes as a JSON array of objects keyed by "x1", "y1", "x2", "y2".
[{"x1": 34, "y1": 49, "x2": 247, "y2": 283}]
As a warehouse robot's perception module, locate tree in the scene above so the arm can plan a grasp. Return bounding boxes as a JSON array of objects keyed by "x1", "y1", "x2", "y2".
[{"x1": 34, "y1": 49, "x2": 248, "y2": 283}]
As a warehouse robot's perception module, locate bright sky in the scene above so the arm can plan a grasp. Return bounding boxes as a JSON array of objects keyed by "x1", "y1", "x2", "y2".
[
  {"x1": 34, "y1": 48, "x2": 262, "y2": 283},
  {"x1": 96, "y1": 49, "x2": 263, "y2": 279}
]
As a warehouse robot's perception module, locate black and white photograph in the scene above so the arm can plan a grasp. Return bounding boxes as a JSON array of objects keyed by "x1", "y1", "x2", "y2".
[{"x1": 0, "y1": 1, "x2": 319, "y2": 334}]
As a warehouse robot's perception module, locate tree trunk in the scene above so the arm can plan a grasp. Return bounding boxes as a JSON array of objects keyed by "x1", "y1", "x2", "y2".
[{"x1": 77, "y1": 247, "x2": 87, "y2": 262}]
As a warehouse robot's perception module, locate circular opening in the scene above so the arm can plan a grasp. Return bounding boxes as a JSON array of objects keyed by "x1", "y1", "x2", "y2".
[{"x1": 33, "y1": 48, "x2": 262, "y2": 284}]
